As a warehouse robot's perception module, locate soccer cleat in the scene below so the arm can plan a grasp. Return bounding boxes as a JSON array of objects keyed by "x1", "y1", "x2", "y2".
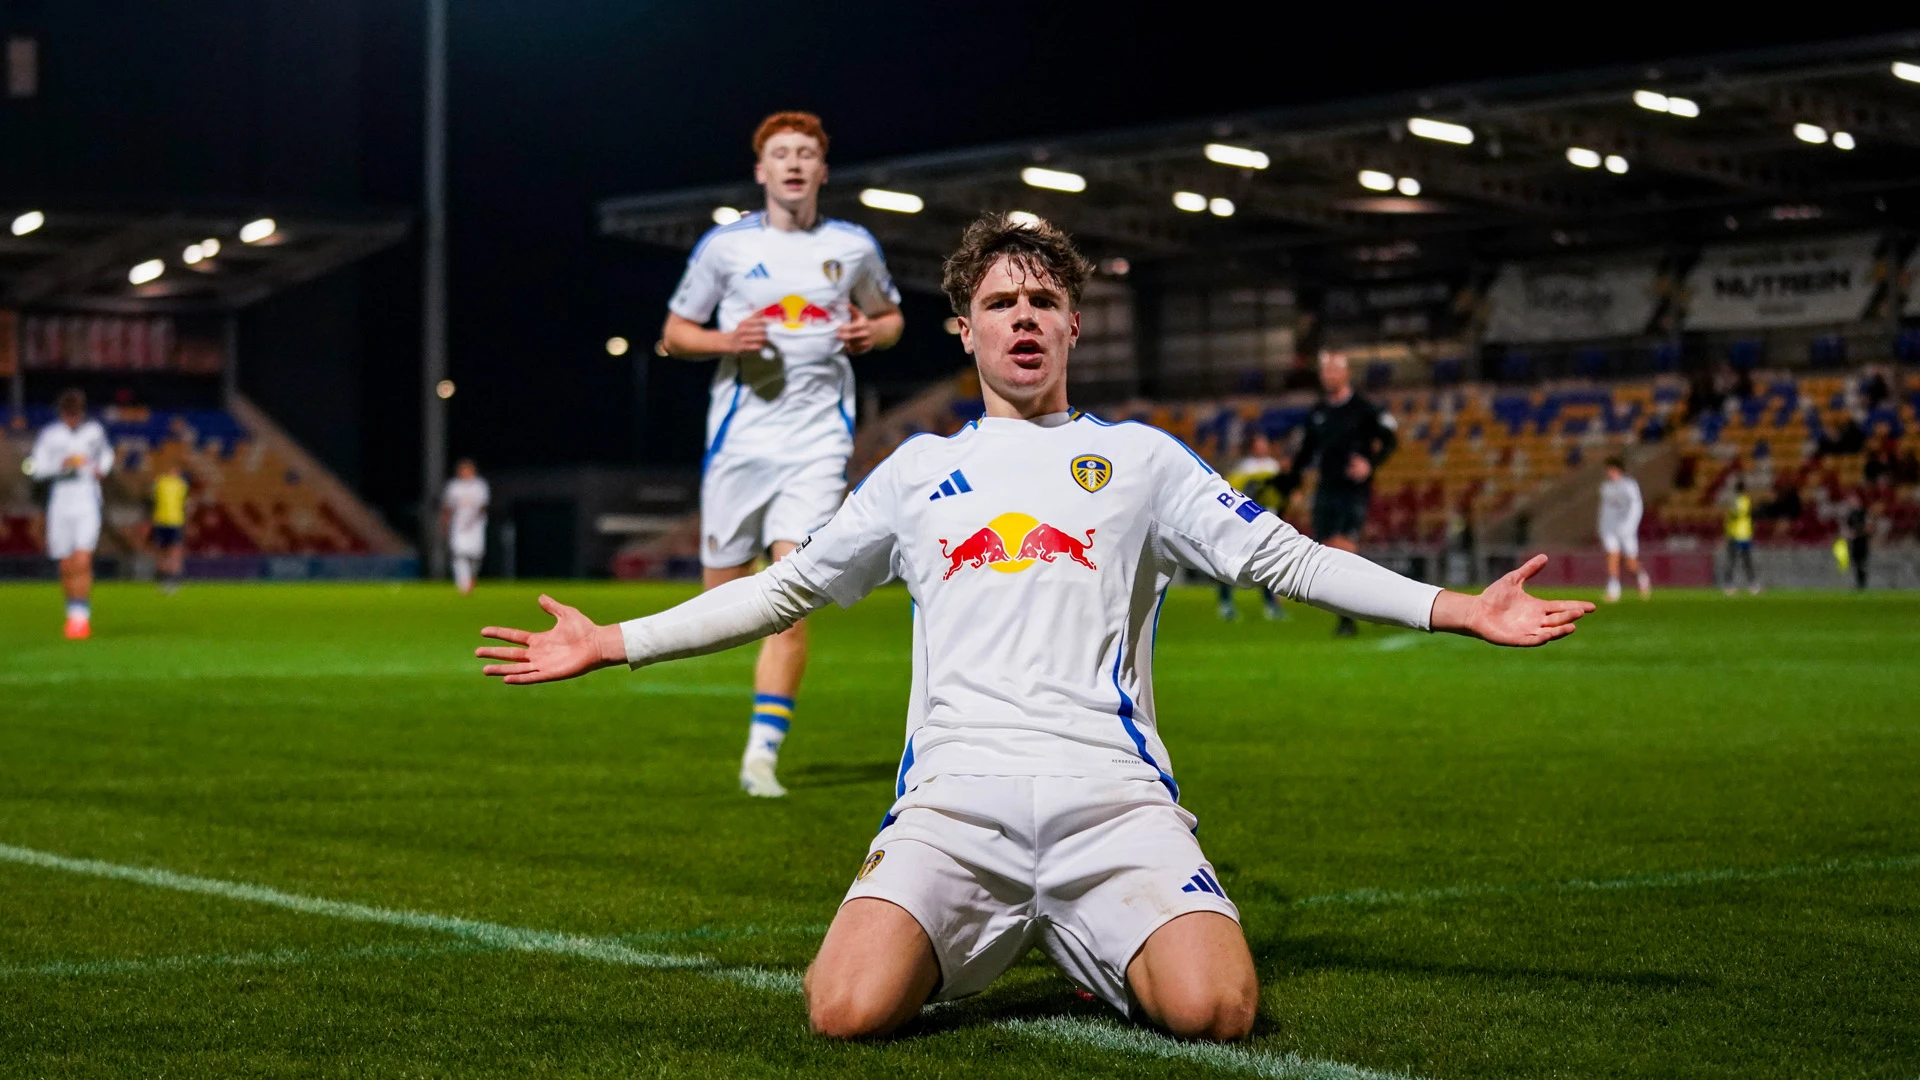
[
  {"x1": 1333, "y1": 616, "x2": 1359, "y2": 638},
  {"x1": 1217, "y1": 601, "x2": 1237, "y2": 622},
  {"x1": 739, "y1": 755, "x2": 787, "y2": 798},
  {"x1": 1605, "y1": 579, "x2": 1622, "y2": 603},
  {"x1": 1264, "y1": 603, "x2": 1287, "y2": 622},
  {"x1": 63, "y1": 618, "x2": 90, "y2": 640}
]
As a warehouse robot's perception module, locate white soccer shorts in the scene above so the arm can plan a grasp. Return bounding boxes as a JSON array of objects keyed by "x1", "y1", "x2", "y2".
[
  {"x1": 46, "y1": 508, "x2": 102, "y2": 560},
  {"x1": 449, "y1": 525, "x2": 486, "y2": 560},
  {"x1": 1600, "y1": 528, "x2": 1639, "y2": 559},
  {"x1": 699, "y1": 453, "x2": 846, "y2": 569},
  {"x1": 842, "y1": 775, "x2": 1239, "y2": 1016}
]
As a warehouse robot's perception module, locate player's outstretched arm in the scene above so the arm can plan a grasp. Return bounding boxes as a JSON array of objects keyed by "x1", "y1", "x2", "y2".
[
  {"x1": 1429, "y1": 554, "x2": 1596, "y2": 647},
  {"x1": 477, "y1": 595, "x2": 626, "y2": 684}
]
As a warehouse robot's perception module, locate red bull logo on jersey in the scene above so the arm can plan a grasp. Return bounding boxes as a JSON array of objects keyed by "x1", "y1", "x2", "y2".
[
  {"x1": 756, "y1": 294, "x2": 835, "y2": 330},
  {"x1": 938, "y1": 512, "x2": 1096, "y2": 580}
]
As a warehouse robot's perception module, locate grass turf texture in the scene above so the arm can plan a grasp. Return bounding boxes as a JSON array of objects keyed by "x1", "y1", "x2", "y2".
[{"x1": 0, "y1": 581, "x2": 1915, "y2": 1079}]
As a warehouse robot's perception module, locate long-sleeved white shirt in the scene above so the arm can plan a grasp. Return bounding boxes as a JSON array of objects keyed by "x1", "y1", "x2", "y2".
[
  {"x1": 29, "y1": 419, "x2": 114, "y2": 517},
  {"x1": 621, "y1": 411, "x2": 1441, "y2": 800},
  {"x1": 1598, "y1": 474, "x2": 1643, "y2": 535}
]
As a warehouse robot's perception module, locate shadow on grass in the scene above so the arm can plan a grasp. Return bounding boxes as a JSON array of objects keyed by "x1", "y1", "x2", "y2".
[
  {"x1": 785, "y1": 760, "x2": 900, "y2": 788},
  {"x1": 1247, "y1": 927, "x2": 1716, "y2": 991}
]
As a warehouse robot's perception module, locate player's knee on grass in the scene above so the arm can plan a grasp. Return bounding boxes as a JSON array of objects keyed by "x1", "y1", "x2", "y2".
[
  {"x1": 1128, "y1": 912, "x2": 1259, "y2": 1041},
  {"x1": 805, "y1": 898, "x2": 938, "y2": 1039}
]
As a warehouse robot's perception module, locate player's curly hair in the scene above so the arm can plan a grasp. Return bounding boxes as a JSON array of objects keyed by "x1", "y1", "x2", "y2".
[
  {"x1": 752, "y1": 111, "x2": 828, "y2": 157},
  {"x1": 941, "y1": 213, "x2": 1094, "y2": 316}
]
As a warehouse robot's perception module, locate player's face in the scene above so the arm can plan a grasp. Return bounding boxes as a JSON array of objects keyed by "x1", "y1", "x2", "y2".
[
  {"x1": 457, "y1": 462, "x2": 476, "y2": 480},
  {"x1": 754, "y1": 132, "x2": 826, "y2": 210},
  {"x1": 1606, "y1": 466, "x2": 1623, "y2": 481},
  {"x1": 960, "y1": 255, "x2": 1079, "y2": 411}
]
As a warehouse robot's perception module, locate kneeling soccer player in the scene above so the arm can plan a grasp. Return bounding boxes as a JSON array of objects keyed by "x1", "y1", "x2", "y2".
[{"x1": 477, "y1": 214, "x2": 1594, "y2": 1041}]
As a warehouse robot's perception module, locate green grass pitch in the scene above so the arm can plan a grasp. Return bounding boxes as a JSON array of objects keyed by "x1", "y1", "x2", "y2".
[{"x1": 1, "y1": 580, "x2": 1916, "y2": 1078}]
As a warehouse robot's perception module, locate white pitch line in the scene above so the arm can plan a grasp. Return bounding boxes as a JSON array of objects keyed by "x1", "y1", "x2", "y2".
[
  {"x1": 0, "y1": 941, "x2": 488, "y2": 980},
  {"x1": 1, "y1": 841, "x2": 1416, "y2": 1080},
  {"x1": 0, "y1": 842, "x2": 705, "y2": 970},
  {"x1": 1292, "y1": 853, "x2": 1920, "y2": 909}
]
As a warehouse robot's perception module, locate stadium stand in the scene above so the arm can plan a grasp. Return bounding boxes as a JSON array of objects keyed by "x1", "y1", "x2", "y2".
[{"x1": 0, "y1": 395, "x2": 408, "y2": 576}]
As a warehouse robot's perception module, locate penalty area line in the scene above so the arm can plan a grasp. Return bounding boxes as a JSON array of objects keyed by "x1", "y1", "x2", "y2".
[{"x1": 1, "y1": 840, "x2": 1419, "y2": 1080}]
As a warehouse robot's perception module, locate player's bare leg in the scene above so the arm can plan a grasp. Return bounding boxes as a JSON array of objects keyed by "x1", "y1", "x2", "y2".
[
  {"x1": 709, "y1": 539, "x2": 809, "y2": 797},
  {"x1": 1324, "y1": 534, "x2": 1361, "y2": 636},
  {"x1": 1605, "y1": 550, "x2": 1622, "y2": 602},
  {"x1": 805, "y1": 898, "x2": 940, "y2": 1039},
  {"x1": 1624, "y1": 554, "x2": 1650, "y2": 599},
  {"x1": 1126, "y1": 911, "x2": 1259, "y2": 1041},
  {"x1": 60, "y1": 550, "x2": 94, "y2": 639}
]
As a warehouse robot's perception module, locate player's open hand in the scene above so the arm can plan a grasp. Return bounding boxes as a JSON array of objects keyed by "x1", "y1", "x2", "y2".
[
  {"x1": 476, "y1": 594, "x2": 626, "y2": 684},
  {"x1": 837, "y1": 308, "x2": 875, "y2": 355},
  {"x1": 729, "y1": 315, "x2": 770, "y2": 355},
  {"x1": 1437, "y1": 554, "x2": 1596, "y2": 647}
]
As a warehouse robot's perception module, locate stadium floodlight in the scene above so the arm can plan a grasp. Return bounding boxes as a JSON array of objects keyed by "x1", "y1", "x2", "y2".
[
  {"x1": 128, "y1": 259, "x2": 164, "y2": 285},
  {"x1": 605, "y1": 336, "x2": 630, "y2": 356},
  {"x1": 1006, "y1": 210, "x2": 1041, "y2": 226},
  {"x1": 1358, "y1": 170, "x2": 1395, "y2": 192},
  {"x1": 435, "y1": 379, "x2": 455, "y2": 399},
  {"x1": 1604, "y1": 155, "x2": 1629, "y2": 174},
  {"x1": 200, "y1": 237, "x2": 221, "y2": 257},
  {"x1": 711, "y1": 206, "x2": 742, "y2": 225},
  {"x1": 1832, "y1": 131, "x2": 1856, "y2": 151},
  {"x1": 1208, "y1": 197, "x2": 1235, "y2": 217},
  {"x1": 1893, "y1": 61, "x2": 1920, "y2": 84},
  {"x1": 1203, "y1": 143, "x2": 1269, "y2": 170},
  {"x1": 10, "y1": 209, "x2": 43, "y2": 236},
  {"x1": 182, "y1": 244, "x2": 205, "y2": 265},
  {"x1": 1666, "y1": 96, "x2": 1700, "y2": 118},
  {"x1": 1633, "y1": 89, "x2": 1670, "y2": 112},
  {"x1": 1565, "y1": 146, "x2": 1602, "y2": 169},
  {"x1": 1396, "y1": 176, "x2": 1422, "y2": 196},
  {"x1": 1172, "y1": 191, "x2": 1208, "y2": 212},
  {"x1": 239, "y1": 217, "x2": 276, "y2": 243},
  {"x1": 1021, "y1": 167, "x2": 1086, "y2": 193},
  {"x1": 1793, "y1": 123, "x2": 1828, "y2": 145},
  {"x1": 858, "y1": 188, "x2": 924, "y2": 213},
  {"x1": 1407, "y1": 117, "x2": 1474, "y2": 145}
]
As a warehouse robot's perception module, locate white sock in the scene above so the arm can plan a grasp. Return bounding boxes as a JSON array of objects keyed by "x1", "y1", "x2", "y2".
[
  {"x1": 452, "y1": 556, "x2": 476, "y2": 592},
  {"x1": 1636, "y1": 569, "x2": 1651, "y2": 592},
  {"x1": 66, "y1": 600, "x2": 89, "y2": 623}
]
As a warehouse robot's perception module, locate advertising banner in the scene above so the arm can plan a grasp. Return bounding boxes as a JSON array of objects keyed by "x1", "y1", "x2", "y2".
[
  {"x1": 1483, "y1": 257, "x2": 1662, "y2": 343},
  {"x1": 1683, "y1": 233, "x2": 1880, "y2": 330}
]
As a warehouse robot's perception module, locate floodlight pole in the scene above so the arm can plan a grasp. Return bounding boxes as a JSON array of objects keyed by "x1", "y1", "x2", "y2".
[{"x1": 420, "y1": 0, "x2": 449, "y2": 580}]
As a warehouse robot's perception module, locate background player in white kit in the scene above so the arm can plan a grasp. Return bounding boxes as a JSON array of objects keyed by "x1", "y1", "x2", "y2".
[
  {"x1": 1598, "y1": 456, "x2": 1649, "y2": 602},
  {"x1": 29, "y1": 389, "x2": 115, "y2": 639},
  {"x1": 478, "y1": 215, "x2": 1593, "y2": 1041},
  {"x1": 441, "y1": 458, "x2": 489, "y2": 595},
  {"x1": 660, "y1": 111, "x2": 904, "y2": 797}
]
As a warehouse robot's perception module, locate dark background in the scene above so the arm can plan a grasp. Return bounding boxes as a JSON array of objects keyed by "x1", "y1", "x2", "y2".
[{"x1": 0, "y1": 1, "x2": 1910, "y2": 528}]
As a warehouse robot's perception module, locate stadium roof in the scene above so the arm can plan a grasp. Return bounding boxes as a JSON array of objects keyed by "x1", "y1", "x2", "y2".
[
  {"x1": 600, "y1": 32, "x2": 1920, "y2": 294},
  {"x1": 0, "y1": 204, "x2": 408, "y2": 314}
]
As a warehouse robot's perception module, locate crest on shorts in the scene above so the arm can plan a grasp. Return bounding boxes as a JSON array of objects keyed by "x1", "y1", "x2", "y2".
[
  {"x1": 856, "y1": 850, "x2": 885, "y2": 881},
  {"x1": 1071, "y1": 455, "x2": 1112, "y2": 493},
  {"x1": 822, "y1": 259, "x2": 844, "y2": 285}
]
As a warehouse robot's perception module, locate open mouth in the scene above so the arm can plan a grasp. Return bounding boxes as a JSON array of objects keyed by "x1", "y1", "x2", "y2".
[{"x1": 1009, "y1": 338, "x2": 1045, "y2": 365}]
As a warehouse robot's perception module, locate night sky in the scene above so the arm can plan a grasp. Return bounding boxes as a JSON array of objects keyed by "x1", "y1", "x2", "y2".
[{"x1": 2, "y1": 2, "x2": 1911, "y2": 526}]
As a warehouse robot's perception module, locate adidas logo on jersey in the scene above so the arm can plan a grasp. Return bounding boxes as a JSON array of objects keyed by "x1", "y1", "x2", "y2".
[
  {"x1": 743, "y1": 263, "x2": 770, "y2": 280},
  {"x1": 926, "y1": 470, "x2": 974, "y2": 501}
]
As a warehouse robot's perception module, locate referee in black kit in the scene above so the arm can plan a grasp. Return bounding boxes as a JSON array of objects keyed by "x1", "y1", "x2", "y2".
[{"x1": 1283, "y1": 351, "x2": 1399, "y2": 637}]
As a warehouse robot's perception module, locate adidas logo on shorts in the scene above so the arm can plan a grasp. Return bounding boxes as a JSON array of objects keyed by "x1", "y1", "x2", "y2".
[{"x1": 1180, "y1": 867, "x2": 1226, "y2": 897}]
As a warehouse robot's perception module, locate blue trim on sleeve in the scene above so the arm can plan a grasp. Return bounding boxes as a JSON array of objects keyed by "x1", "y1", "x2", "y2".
[
  {"x1": 702, "y1": 377, "x2": 745, "y2": 473},
  {"x1": 687, "y1": 212, "x2": 762, "y2": 264},
  {"x1": 1112, "y1": 637, "x2": 1179, "y2": 802},
  {"x1": 850, "y1": 431, "x2": 931, "y2": 495}
]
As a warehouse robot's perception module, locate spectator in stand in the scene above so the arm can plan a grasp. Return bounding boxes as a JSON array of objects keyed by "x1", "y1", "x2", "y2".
[
  {"x1": 1864, "y1": 437, "x2": 1898, "y2": 488},
  {"x1": 1764, "y1": 476, "x2": 1803, "y2": 537},
  {"x1": 1683, "y1": 373, "x2": 1723, "y2": 423},
  {"x1": 1640, "y1": 414, "x2": 1667, "y2": 443},
  {"x1": 1862, "y1": 367, "x2": 1890, "y2": 410},
  {"x1": 1819, "y1": 414, "x2": 1868, "y2": 457}
]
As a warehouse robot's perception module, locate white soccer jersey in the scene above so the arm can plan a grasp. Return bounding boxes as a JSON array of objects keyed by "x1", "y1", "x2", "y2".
[
  {"x1": 669, "y1": 212, "x2": 900, "y2": 466},
  {"x1": 442, "y1": 476, "x2": 490, "y2": 554},
  {"x1": 1598, "y1": 475, "x2": 1643, "y2": 535},
  {"x1": 29, "y1": 419, "x2": 113, "y2": 517},
  {"x1": 623, "y1": 411, "x2": 1442, "y2": 800}
]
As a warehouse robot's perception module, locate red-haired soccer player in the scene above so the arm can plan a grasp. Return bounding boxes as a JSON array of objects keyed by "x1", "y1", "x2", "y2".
[{"x1": 660, "y1": 112, "x2": 905, "y2": 797}]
